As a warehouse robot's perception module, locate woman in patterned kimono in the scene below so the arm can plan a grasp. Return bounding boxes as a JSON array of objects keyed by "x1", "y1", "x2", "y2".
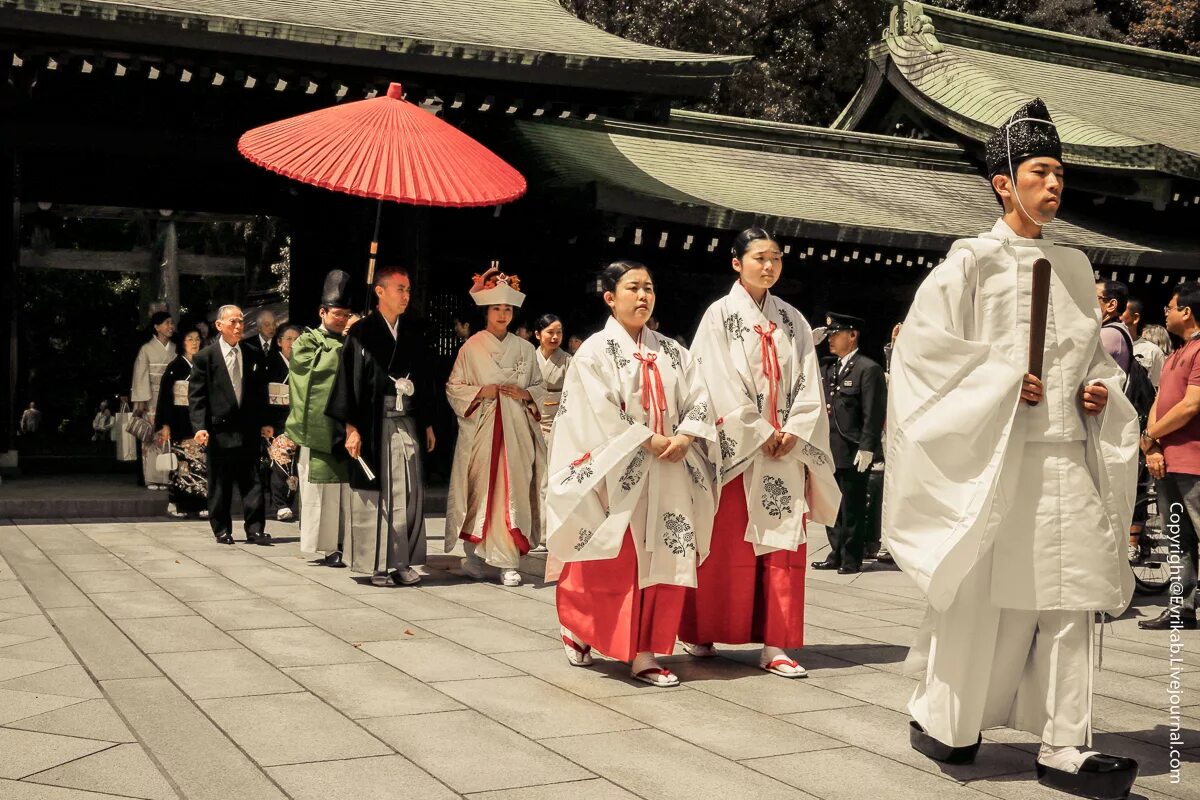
[
  {"x1": 534, "y1": 314, "x2": 571, "y2": 442},
  {"x1": 546, "y1": 261, "x2": 717, "y2": 687},
  {"x1": 154, "y1": 328, "x2": 207, "y2": 518},
  {"x1": 132, "y1": 311, "x2": 176, "y2": 489},
  {"x1": 680, "y1": 228, "x2": 842, "y2": 678},
  {"x1": 446, "y1": 269, "x2": 547, "y2": 587}
]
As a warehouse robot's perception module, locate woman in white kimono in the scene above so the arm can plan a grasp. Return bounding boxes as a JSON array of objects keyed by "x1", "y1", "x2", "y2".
[
  {"x1": 446, "y1": 269, "x2": 547, "y2": 587},
  {"x1": 681, "y1": 228, "x2": 841, "y2": 678},
  {"x1": 546, "y1": 261, "x2": 717, "y2": 687},
  {"x1": 534, "y1": 314, "x2": 570, "y2": 441},
  {"x1": 131, "y1": 311, "x2": 176, "y2": 489}
]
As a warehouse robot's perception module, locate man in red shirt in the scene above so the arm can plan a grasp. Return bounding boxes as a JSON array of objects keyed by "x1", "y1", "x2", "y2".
[{"x1": 1140, "y1": 281, "x2": 1200, "y2": 630}]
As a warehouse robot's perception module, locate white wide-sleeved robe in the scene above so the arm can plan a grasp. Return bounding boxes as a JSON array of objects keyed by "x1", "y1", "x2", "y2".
[
  {"x1": 885, "y1": 219, "x2": 1138, "y2": 747},
  {"x1": 446, "y1": 331, "x2": 547, "y2": 566},
  {"x1": 691, "y1": 282, "x2": 841, "y2": 552},
  {"x1": 545, "y1": 316, "x2": 718, "y2": 589}
]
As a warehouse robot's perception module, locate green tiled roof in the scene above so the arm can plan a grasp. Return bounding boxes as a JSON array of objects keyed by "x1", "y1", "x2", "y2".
[
  {"x1": 836, "y1": 0, "x2": 1200, "y2": 178},
  {"x1": 513, "y1": 111, "x2": 1193, "y2": 267},
  {"x1": 3, "y1": 0, "x2": 747, "y2": 89}
]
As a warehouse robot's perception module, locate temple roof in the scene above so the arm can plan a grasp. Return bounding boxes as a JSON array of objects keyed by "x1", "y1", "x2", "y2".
[
  {"x1": 2, "y1": 0, "x2": 747, "y2": 93},
  {"x1": 512, "y1": 110, "x2": 1195, "y2": 267},
  {"x1": 835, "y1": 0, "x2": 1200, "y2": 180}
]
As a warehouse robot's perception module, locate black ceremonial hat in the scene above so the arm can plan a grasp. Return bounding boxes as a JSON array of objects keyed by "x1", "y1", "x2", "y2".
[
  {"x1": 320, "y1": 270, "x2": 353, "y2": 309},
  {"x1": 985, "y1": 98, "x2": 1062, "y2": 178},
  {"x1": 824, "y1": 312, "x2": 865, "y2": 334}
]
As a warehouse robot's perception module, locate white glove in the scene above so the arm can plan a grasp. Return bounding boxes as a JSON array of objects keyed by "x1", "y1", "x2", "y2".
[
  {"x1": 811, "y1": 326, "x2": 828, "y2": 346},
  {"x1": 854, "y1": 450, "x2": 873, "y2": 472}
]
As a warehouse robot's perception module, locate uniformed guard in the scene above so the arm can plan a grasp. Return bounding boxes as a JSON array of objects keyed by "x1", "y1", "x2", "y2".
[{"x1": 813, "y1": 312, "x2": 886, "y2": 574}]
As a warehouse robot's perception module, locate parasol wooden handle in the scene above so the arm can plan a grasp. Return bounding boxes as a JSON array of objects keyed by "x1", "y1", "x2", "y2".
[{"x1": 1027, "y1": 257, "x2": 1052, "y2": 406}]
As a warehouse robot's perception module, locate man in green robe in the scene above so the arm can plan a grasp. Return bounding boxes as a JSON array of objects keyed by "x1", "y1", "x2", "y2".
[{"x1": 287, "y1": 270, "x2": 354, "y2": 567}]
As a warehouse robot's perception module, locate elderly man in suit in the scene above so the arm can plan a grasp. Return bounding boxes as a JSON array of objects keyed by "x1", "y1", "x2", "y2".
[
  {"x1": 813, "y1": 312, "x2": 886, "y2": 575},
  {"x1": 190, "y1": 304, "x2": 273, "y2": 545}
]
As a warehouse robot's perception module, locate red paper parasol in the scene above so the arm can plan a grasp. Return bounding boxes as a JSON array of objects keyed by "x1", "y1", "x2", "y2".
[{"x1": 238, "y1": 82, "x2": 527, "y2": 284}]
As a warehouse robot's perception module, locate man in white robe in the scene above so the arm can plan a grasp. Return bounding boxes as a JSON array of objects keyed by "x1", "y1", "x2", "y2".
[{"x1": 885, "y1": 98, "x2": 1139, "y2": 800}]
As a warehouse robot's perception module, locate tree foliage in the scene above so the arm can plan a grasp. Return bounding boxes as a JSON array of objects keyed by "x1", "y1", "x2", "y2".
[
  {"x1": 559, "y1": 0, "x2": 1198, "y2": 127},
  {"x1": 1127, "y1": 0, "x2": 1200, "y2": 55},
  {"x1": 560, "y1": 0, "x2": 889, "y2": 125}
]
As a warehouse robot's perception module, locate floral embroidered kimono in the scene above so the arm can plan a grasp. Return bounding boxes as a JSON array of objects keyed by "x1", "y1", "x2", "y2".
[
  {"x1": 446, "y1": 330, "x2": 548, "y2": 567},
  {"x1": 132, "y1": 336, "x2": 176, "y2": 486},
  {"x1": 680, "y1": 282, "x2": 841, "y2": 648},
  {"x1": 546, "y1": 316, "x2": 717, "y2": 662},
  {"x1": 536, "y1": 348, "x2": 571, "y2": 440}
]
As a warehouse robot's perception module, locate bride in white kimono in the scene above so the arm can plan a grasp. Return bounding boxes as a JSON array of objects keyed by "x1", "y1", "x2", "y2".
[
  {"x1": 446, "y1": 269, "x2": 547, "y2": 587},
  {"x1": 682, "y1": 228, "x2": 841, "y2": 678},
  {"x1": 546, "y1": 261, "x2": 717, "y2": 687}
]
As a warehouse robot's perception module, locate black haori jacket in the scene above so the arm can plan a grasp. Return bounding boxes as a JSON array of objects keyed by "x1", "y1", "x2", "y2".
[{"x1": 326, "y1": 312, "x2": 436, "y2": 491}]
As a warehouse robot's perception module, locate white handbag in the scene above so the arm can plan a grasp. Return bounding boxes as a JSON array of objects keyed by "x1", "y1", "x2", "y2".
[{"x1": 155, "y1": 450, "x2": 178, "y2": 473}]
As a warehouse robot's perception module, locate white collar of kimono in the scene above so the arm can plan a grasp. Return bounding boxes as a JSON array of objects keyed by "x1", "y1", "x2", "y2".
[
  {"x1": 603, "y1": 314, "x2": 646, "y2": 350},
  {"x1": 990, "y1": 217, "x2": 1051, "y2": 246},
  {"x1": 385, "y1": 315, "x2": 399, "y2": 340},
  {"x1": 730, "y1": 280, "x2": 773, "y2": 316}
]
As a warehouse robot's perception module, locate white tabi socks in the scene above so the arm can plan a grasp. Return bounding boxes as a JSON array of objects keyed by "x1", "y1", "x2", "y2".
[{"x1": 1038, "y1": 744, "x2": 1101, "y2": 774}]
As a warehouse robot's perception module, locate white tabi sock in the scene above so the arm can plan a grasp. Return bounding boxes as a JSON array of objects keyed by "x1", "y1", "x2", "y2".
[
  {"x1": 1038, "y1": 744, "x2": 1100, "y2": 774},
  {"x1": 762, "y1": 645, "x2": 787, "y2": 663}
]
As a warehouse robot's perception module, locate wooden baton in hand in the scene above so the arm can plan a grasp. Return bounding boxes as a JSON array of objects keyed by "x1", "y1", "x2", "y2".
[{"x1": 1027, "y1": 258, "x2": 1052, "y2": 406}]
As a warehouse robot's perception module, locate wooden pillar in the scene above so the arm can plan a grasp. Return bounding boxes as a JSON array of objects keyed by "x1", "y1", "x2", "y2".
[
  {"x1": 160, "y1": 219, "x2": 180, "y2": 322},
  {"x1": 0, "y1": 149, "x2": 18, "y2": 460}
]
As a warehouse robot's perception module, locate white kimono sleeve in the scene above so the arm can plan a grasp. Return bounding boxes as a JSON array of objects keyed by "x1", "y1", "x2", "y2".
[
  {"x1": 545, "y1": 354, "x2": 655, "y2": 563},
  {"x1": 446, "y1": 348, "x2": 483, "y2": 419},
  {"x1": 883, "y1": 249, "x2": 1026, "y2": 611},
  {"x1": 131, "y1": 346, "x2": 151, "y2": 404}
]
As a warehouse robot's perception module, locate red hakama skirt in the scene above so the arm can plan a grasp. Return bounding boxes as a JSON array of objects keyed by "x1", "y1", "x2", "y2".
[
  {"x1": 459, "y1": 402, "x2": 531, "y2": 559},
  {"x1": 679, "y1": 474, "x2": 807, "y2": 648},
  {"x1": 556, "y1": 530, "x2": 686, "y2": 663}
]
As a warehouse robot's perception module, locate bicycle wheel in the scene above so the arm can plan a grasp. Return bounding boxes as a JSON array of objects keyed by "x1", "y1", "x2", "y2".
[{"x1": 1133, "y1": 507, "x2": 1172, "y2": 595}]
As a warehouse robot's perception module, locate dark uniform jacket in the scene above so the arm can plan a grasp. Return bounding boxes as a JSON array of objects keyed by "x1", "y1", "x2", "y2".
[
  {"x1": 188, "y1": 342, "x2": 269, "y2": 450},
  {"x1": 823, "y1": 350, "x2": 887, "y2": 470}
]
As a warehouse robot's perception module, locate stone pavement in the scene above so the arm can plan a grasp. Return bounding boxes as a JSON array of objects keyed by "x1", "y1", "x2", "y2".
[{"x1": 0, "y1": 516, "x2": 1196, "y2": 800}]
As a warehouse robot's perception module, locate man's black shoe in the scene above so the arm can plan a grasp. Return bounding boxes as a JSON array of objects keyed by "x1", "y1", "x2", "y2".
[
  {"x1": 811, "y1": 560, "x2": 840, "y2": 570},
  {"x1": 1036, "y1": 753, "x2": 1138, "y2": 800},
  {"x1": 253, "y1": 532, "x2": 272, "y2": 546},
  {"x1": 321, "y1": 551, "x2": 346, "y2": 568},
  {"x1": 1138, "y1": 609, "x2": 1198, "y2": 630},
  {"x1": 909, "y1": 721, "x2": 980, "y2": 764},
  {"x1": 838, "y1": 565, "x2": 861, "y2": 575},
  {"x1": 216, "y1": 533, "x2": 235, "y2": 545}
]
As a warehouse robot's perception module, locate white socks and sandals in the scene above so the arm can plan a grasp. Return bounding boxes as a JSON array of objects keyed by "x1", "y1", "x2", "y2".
[
  {"x1": 681, "y1": 642, "x2": 807, "y2": 678},
  {"x1": 559, "y1": 629, "x2": 679, "y2": 686}
]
